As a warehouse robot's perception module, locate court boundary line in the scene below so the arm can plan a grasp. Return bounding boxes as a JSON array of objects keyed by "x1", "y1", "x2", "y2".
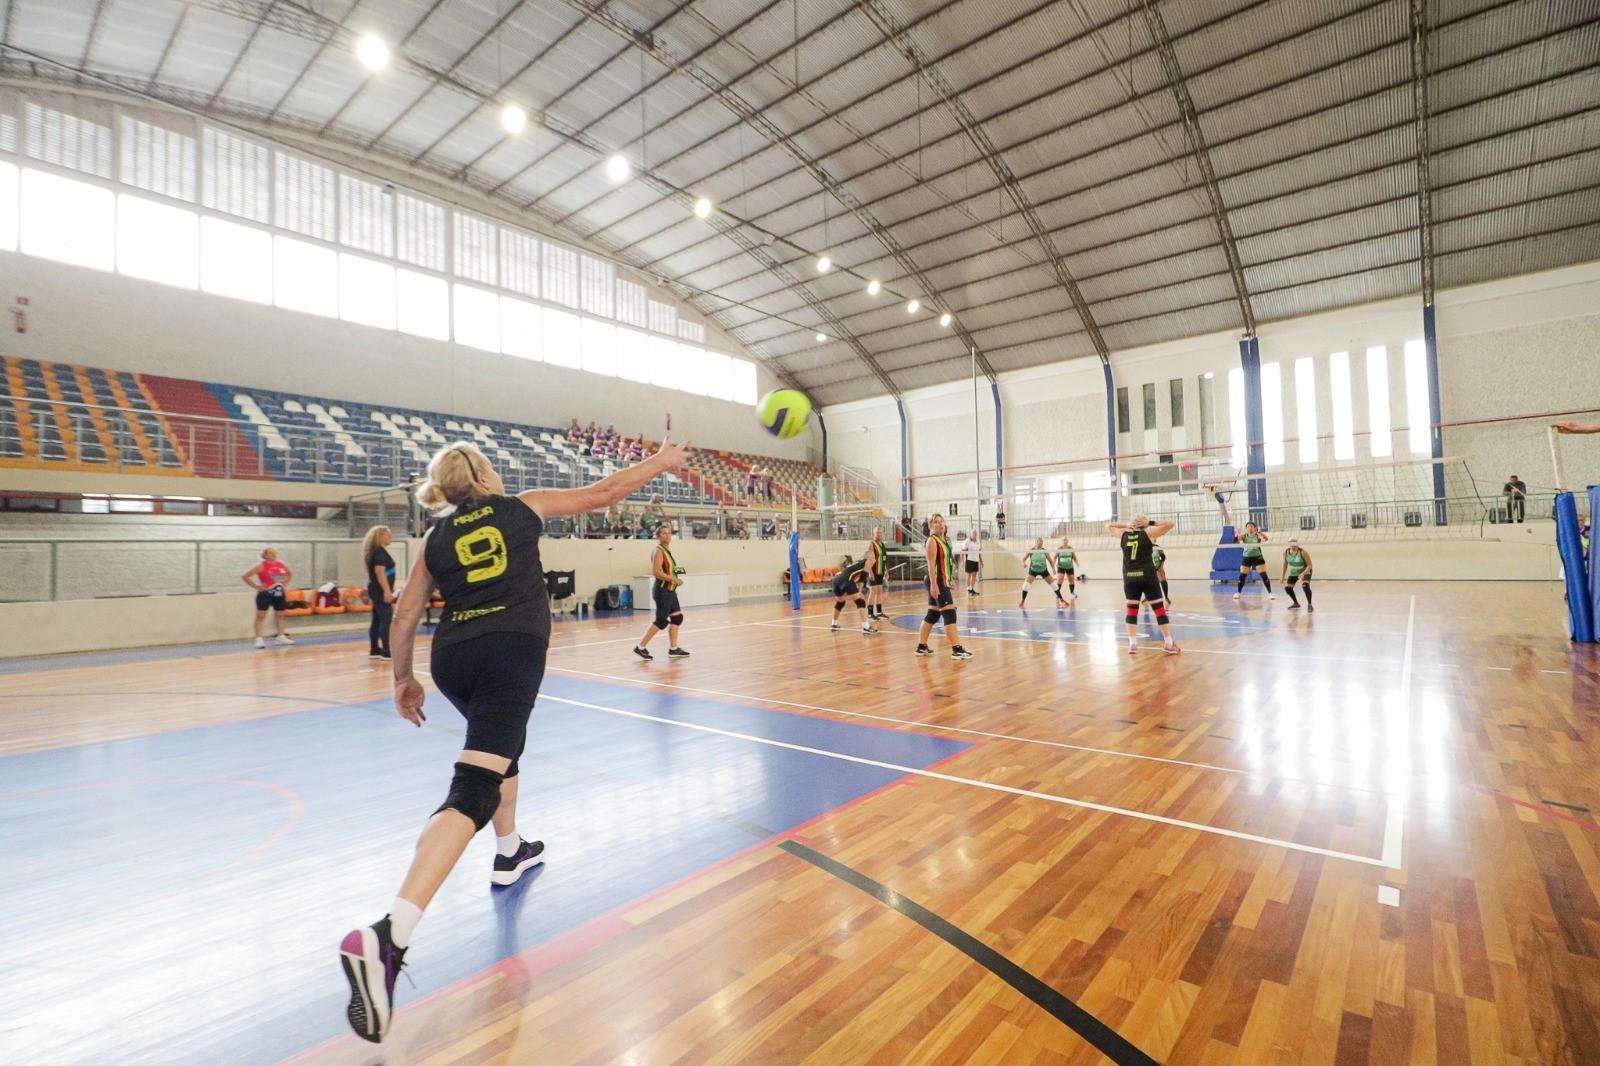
[
  {"x1": 781, "y1": 839, "x2": 1159, "y2": 1065},
  {"x1": 1379, "y1": 596, "x2": 1415, "y2": 870},
  {"x1": 549, "y1": 666, "x2": 1255, "y2": 778},
  {"x1": 540, "y1": 692, "x2": 1398, "y2": 869}
]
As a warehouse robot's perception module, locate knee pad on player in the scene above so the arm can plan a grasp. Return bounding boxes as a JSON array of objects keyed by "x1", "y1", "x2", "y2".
[
  {"x1": 941, "y1": 608, "x2": 957, "y2": 627},
  {"x1": 436, "y1": 761, "x2": 502, "y2": 830},
  {"x1": 854, "y1": 597, "x2": 866, "y2": 609},
  {"x1": 1153, "y1": 604, "x2": 1169, "y2": 624},
  {"x1": 669, "y1": 612, "x2": 684, "y2": 627},
  {"x1": 1125, "y1": 608, "x2": 1138, "y2": 625},
  {"x1": 924, "y1": 609, "x2": 941, "y2": 625}
]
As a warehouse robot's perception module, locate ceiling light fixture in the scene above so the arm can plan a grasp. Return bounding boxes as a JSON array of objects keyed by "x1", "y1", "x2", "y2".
[
  {"x1": 906, "y1": 299, "x2": 920, "y2": 313},
  {"x1": 693, "y1": 197, "x2": 712, "y2": 219},
  {"x1": 866, "y1": 279, "x2": 881, "y2": 296},
  {"x1": 356, "y1": 34, "x2": 390, "y2": 72},
  {"x1": 499, "y1": 103, "x2": 527, "y2": 135},
  {"x1": 939, "y1": 312, "x2": 952, "y2": 328},
  {"x1": 816, "y1": 255, "x2": 831, "y2": 274},
  {"x1": 815, "y1": 333, "x2": 827, "y2": 343},
  {"x1": 605, "y1": 154, "x2": 631, "y2": 183}
]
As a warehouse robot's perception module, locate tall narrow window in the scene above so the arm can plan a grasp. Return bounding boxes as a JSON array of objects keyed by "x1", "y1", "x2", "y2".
[
  {"x1": 1404, "y1": 339, "x2": 1431, "y2": 455},
  {"x1": 615, "y1": 327, "x2": 651, "y2": 382},
  {"x1": 1142, "y1": 382, "x2": 1157, "y2": 431},
  {"x1": 117, "y1": 194, "x2": 198, "y2": 289},
  {"x1": 1116, "y1": 387, "x2": 1130, "y2": 434},
  {"x1": 1261, "y1": 361, "x2": 1284, "y2": 466},
  {"x1": 451, "y1": 283, "x2": 500, "y2": 352},
  {"x1": 395, "y1": 269, "x2": 448, "y2": 340},
  {"x1": 1329, "y1": 351, "x2": 1355, "y2": 460},
  {"x1": 1199, "y1": 374, "x2": 1216, "y2": 450},
  {"x1": 21, "y1": 168, "x2": 115, "y2": 270},
  {"x1": 1169, "y1": 378, "x2": 1184, "y2": 428},
  {"x1": 0, "y1": 161, "x2": 17, "y2": 252},
  {"x1": 541, "y1": 308, "x2": 581, "y2": 369},
  {"x1": 500, "y1": 297, "x2": 541, "y2": 360},
  {"x1": 1366, "y1": 345, "x2": 1392, "y2": 458},
  {"x1": 731, "y1": 361, "x2": 758, "y2": 405},
  {"x1": 1228, "y1": 367, "x2": 1246, "y2": 468},
  {"x1": 1294, "y1": 357, "x2": 1318, "y2": 464},
  {"x1": 273, "y1": 236, "x2": 338, "y2": 318},
  {"x1": 580, "y1": 318, "x2": 617, "y2": 376},
  {"x1": 338, "y1": 253, "x2": 395, "y2": 330}
]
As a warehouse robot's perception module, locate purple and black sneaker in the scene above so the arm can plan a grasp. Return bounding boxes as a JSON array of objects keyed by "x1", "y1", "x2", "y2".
[
  {"x1": 492, "y1": 838, "x2": 546, "y2": 887},
  {"x1": 339, "y1": 916, "x2": 406, "y2": 1043}
]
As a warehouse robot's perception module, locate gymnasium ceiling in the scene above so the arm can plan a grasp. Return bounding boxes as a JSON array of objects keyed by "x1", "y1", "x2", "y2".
[{"x1": 1, "y1": 0, "x2": 1597, "y2": 406}]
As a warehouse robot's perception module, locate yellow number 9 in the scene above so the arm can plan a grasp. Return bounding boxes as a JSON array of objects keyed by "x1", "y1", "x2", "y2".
[{"x1": 456, "y1": 526, "x2": 508, "y2": 583}]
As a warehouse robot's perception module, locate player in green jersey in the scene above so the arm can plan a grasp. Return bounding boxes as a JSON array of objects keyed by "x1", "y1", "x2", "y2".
[{"x1": 1281, "y1": 540, "x2": 1314, "y2": 611}]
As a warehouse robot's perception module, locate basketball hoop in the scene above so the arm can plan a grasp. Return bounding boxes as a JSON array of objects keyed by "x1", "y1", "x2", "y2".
[{"x1": 1202, "y1": 477, "x2": 1239, "y2": 526}]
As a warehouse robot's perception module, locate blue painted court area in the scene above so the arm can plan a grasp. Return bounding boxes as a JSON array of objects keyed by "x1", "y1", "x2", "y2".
[
  {"x1": 896, "y1": 604, "x2": 1273, "y2": 643},
  {"x1": 0, "y1": 676, "x2": 966, "y2": 1065}
]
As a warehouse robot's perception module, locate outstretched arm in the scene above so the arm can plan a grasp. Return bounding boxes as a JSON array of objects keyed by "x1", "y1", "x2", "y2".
[
  {"x1": 1554, "y1": 421, "x2": 1600, "y2": 434},
  {"x1": 520, "y1": 440, "x2": 689, "y2": 519}
]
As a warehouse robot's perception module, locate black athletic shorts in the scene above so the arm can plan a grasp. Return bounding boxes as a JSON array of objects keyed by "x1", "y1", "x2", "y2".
[
  {"x1": 1285, "y1": 574, "x2": 1309, "y2": 586},
  {"x1": 1122, "y1": 570, "x2": 1164, "y2": 603},
  {"x1": 652, "y1": 584, "x2": 682, "y2": 628},
  {"x1": 868, "y1": 572, "x2": 885, "y2": 587},
  {"x1": 926, "y1": 581, "x2": 954, "y2": 609},
  {"x1": 255, "y1": 586, "x2": 287, "y2": 611},
  {"x1": 964, "y1": 560, "x2": 980, "y2": 574},
  {"x1": 1241, "y1": 555, "x2": 1265, "y2": 569},
  {"x1": 429, "y1": 629, "x2": 548, "y2": 777},
  {"x1": 831, "y1": 577, "x2": 859, "y2": 598}
]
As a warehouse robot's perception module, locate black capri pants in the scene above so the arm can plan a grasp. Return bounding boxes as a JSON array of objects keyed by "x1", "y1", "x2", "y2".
[
  {"x1": 652, "y1": 584, "x2": 682, "y2": 629},
  {"x1": 429, "y1": 630, "x2": 548, "y2": 778}
]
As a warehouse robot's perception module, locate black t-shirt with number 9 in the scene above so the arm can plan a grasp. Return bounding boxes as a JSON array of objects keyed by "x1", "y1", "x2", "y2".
[{"x1": 424, "y1": 493, "x2": 550, "y2": 652}]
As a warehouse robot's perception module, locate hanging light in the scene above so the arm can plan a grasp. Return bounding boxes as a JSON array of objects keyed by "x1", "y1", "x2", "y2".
[
  {"x1": 816, "y1": 255, "x2": 831, "y2": 274},
  {"x1": 356, "y1": 34, "x2": 390, "y2": 72},
  {"x1": 693, "y1": 197, "x2": 713, "y2": 219},
  {"x1": 939, "y1": 312, "x2": 952, "y2": 328},
  {"x1": 866, "y1": 279, "x2": 881, "y2": 296},
  {"x1": 815, "y1": 332, "x2": 827, "y2": 343},
  {"x1": 499, "y1": 103, "x2": 527, "y2": 135},
  {"x1": 906, "y1": 299, "x2": 920, "y2": 313},
  {"x1": 605, "y1": 154, "x2": 631, "y2": 183}
]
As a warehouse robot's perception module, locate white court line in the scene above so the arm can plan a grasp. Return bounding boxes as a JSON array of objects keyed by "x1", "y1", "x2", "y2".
[
  {"x1": 548, "y1": 666, "x2": 1253, "y2": 777},
  {"x1": 539, "y1": 692, "x2": 1395, "y2": 870},
  {"x1": 755, "y1": 619, "x2": 1401, "y2": 665},
  {"x1": 1378, "y1": 596, "x2": 1415, "y2": 871}
]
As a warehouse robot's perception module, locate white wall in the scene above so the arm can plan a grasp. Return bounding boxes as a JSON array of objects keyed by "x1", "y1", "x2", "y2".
[
  {"x1": 4, "y1": 254, "x2": 812, "y2": 459},
  {"x1": 823, "y1": 260, "x2": 1600, "y2": 519}
]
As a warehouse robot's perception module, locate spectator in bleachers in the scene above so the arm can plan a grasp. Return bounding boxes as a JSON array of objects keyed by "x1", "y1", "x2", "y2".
[
  {"x1": 733, "y1": 513, "x2": 750, "y2": 539},
  {"x1": 762, "y1": 466, "x2": 775, "y2": 501},
  {"x1": 363, "y1": 525, "x2": 397, "y2": 660},
  {"x1": 567, "y1": 418, "x2": 583, "y2": 443},
  {"x1": 641, "y1": 493, "x2": 667, "y2": 537},
  {"x1": 746, "y1": 467, "x2": 758, "y2": 496},
  {"x1": 242, "y1": 547, "x2": 295, "y2": 649},
  {"x1": 591, "y1": 508, "x2": 615, "y2": 538}
]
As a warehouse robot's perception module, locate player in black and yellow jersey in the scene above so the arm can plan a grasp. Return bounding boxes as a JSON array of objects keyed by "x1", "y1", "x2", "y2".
[
  {"x1": 916, "y1": 512, "x2": 973, "y2": 660},
  {"x1": 829, "y1": 555, "x2": 878, "y2": 634},
  {"x1": 1107, "y1": 515, "x2": 1180, "y2": 656},
  {"x1": 339, "y1": 437, "x2": 689, "y2": 1045},
  {"x1": 863, "y1": 527, "x2": 889, "y2": 621},
  {"x1": 635, "y1": 523, "x2": 689, "y2": 660}
]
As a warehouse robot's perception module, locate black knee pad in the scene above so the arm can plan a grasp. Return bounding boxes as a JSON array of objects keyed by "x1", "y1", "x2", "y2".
[
  {"x1": 854, "y1": 597, "x2": 866, "y2": 609},
  {"x1": 435, "y1": 761, "x2": 502, "y2": 830},
  {"x1": 669, "y1": 612, "x2": 684, "y2": 626},
  {"x1": 923, "y1": 609, "x2": 941, "y2": 625},
  {"x1": 941, "y1": 608, "x2": 957, "y2": 627},
  {"x1": 1153, "y1": 604, "x2": 1169, "y2": 624},
  {"x1": 1125, "y1": 607, "x2": 1138, "y2": 624}
]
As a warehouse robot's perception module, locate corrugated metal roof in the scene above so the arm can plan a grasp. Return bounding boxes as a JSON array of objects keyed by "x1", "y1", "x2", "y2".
[{"x1": 1, "y1": 0, "x2": 1595, "y2": 402}]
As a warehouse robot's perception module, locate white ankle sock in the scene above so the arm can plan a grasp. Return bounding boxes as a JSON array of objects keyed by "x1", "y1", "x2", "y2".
[
  {"x1": 496, "y1": 832, "x2": 520, "y2": 857},
  {"x1": 388, "y1": 898, "x2": 423, "y2": 948}
]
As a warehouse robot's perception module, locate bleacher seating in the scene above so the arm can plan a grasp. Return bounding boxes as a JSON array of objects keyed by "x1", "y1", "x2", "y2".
[{"x1": 1, "y1": 357, "x2": 828, "y2": 507}]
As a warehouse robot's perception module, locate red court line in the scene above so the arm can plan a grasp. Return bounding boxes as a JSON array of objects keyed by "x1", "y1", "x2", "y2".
[
  {"x1": 282, "y1": 742, "x2": 982, "y2": 1065},
  {"x1": 1470, "y1": 784, "x2": 1600, "y2": 832}
]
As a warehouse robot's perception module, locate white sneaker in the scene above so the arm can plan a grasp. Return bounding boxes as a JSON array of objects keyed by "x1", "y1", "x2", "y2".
[
  {"x1": 274, "y1": 634, "x2": 295, "y2": 645},
  {"x1": 254, "y1": 637, "x2": 266, "y2": 649},
  {"x1": 1232, "y1": 593, "x2": 1241, "y2": 601},
  {"x1": 863, "y1": 624, "x2": 878, "y2": 634},
  {"x1": 829, "y1": 622, "x2": 841, "y2": 631},
  {"x1": 1127, "y1": 639, "x2": 1138, "y2": 655},
  {"x1": 1164, "y1": 643, "x2": 1181, "y2": 656}
]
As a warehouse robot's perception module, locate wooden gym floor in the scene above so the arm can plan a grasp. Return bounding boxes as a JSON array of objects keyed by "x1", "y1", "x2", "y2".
[{"x1": 1, "y1": 579, "x2": 1597, "y2": 1065}]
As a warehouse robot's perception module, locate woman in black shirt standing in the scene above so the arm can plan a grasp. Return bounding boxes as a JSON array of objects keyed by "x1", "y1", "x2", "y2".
[
  {"x1": 362, "y1": 524, "x2": 397, "y2": 659},
  {"x1": 338, "y1": 437, "x2": 689, "y2": 1045}
]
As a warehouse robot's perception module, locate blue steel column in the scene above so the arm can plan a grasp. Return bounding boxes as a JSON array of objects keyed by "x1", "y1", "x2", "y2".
[
  {"x1": 816, "y1": 411, "x2": 828, "y2": 470},
  {"x1": 1424, "y1": 304, "x2": 1447, "y2": 525},
  {"x1": 896, "y1": 398, "x2": 910, "y2": 515},
  {"x1": 1240, "y1": 336, "x2": 1267, "y2": 526},
  {"x1": 1102, "y1": 362, "x2": 1119, "y2": 520}
]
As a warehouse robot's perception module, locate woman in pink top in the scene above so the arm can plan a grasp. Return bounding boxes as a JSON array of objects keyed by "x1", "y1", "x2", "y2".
[{"x1": 242, "y1": 547, "x2": 295, "y2": 649}]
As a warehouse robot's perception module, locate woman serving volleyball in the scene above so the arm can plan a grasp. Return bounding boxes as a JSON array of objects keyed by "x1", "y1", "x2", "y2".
[{"x1": 338, "y1": 436, "x2": 689, "y2": 1044}]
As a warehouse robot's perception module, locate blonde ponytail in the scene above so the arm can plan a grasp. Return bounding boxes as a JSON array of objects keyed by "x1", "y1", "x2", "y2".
[{"x1": 418, "y1": 442, "x2": 491, "y2": 516}]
